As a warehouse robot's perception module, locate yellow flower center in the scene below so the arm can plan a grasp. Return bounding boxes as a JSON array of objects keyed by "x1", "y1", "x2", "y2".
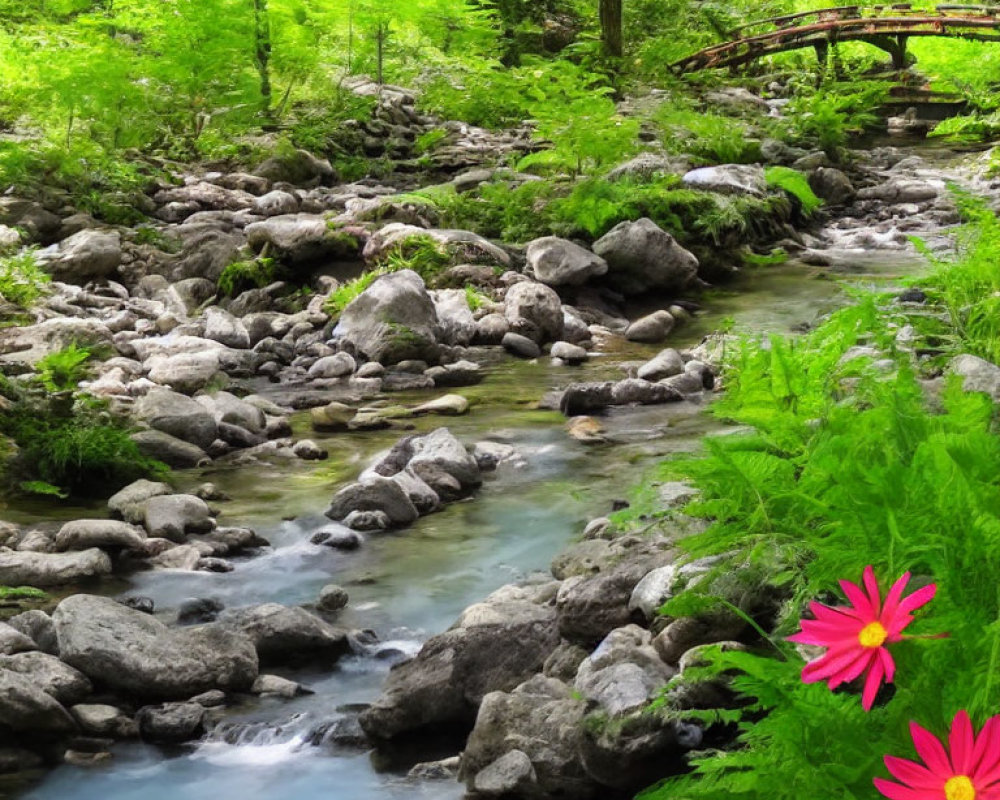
[
  {"x1": 858, "y1": 621, "x2": 888, "y2": 648},
  {"x1": 945, "y1": 775, "x2": 976, "y2": 800}
]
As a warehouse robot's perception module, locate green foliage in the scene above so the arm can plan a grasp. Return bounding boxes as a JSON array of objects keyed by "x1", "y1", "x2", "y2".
[
  {"x1": 929, "y1": 112, "x2": 1000, "y2": 143},
  {"x1": 324, "y1": 269, "x2": 386, "y2": 317},
  {"x1": 378, "y1": 234, "x2": 453, "y2": 280},
  {"x1": 655, "y1": 105, "x2": 762, "y2": 165},
  {"x1": 18, "y1": 480, "x2": 68, "y2": 499},
  {"x1": 465, "y1": 284, "x2": 490, "y2": 310},
  {"x1": 217, "y1": 257, "x2": 283, "y2": 297},
  {"x1": 781, "y1": 84, "x2": 886, "y2": 157},
  {"x1": 0, "y1": 585, "x2": 49, "y2": 602},
  {"x1": 34, "y1": 343, "x2": 93, "y2": 392},
  {"x1": 0, "y1": 249, "x2": 49, "y2": 309},
  {"x1": 764, "y1": 166, "x2": 822, "y2": 216}
]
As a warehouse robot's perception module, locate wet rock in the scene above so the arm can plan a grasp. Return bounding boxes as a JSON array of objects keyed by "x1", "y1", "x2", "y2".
[
  {"x1": 504, "y1": 281, "x2": 564, "y2": 344},
  {"x1": 7, "y1": 610, "x2": 58, "y2": 655},
  {"x1": 391, "y1": 469, "x2": 441, "y2": 514},
  {"x1": 551, "y1": 341, "x2": 588, "y2": 365},
  {"x1": 326, "y1": 476, "x2": 420, "y2": 528},
  {"x1": 218, "y1": 603, "x2": 350, "y2": 666},
  {"x1": 558, "y1": 382, "x2": 615, "y2": 416},
  {"x1": 252, "y1": 674, "x2": 311, "y2": 698},
  {"x1": 858, "y1": 178, "x2": 940, "y2": 204},
  {"x1": 474, "y1": 749, "x2": 538, "y2": 796},
  {"x1": 682, "y1": 164, "x2": 766, "y2": 197},
  {"x1": 137, "y1": 702, "x2": 205, "y2": 742},
  {"x1": 610, "y1": 378, "x2": 680, "y2": 406},
  {"x1": 310, "y1": 526, "x2": 363, "y2": 551},
  {"x1": 343, "y1": 510, "x2": 391, "y2": 531},
  {"x1": 204, "y1": 307, "x2": 251, "y2": 349},
  {"x1": 144, "y1": 494, "x2": 213, "y2": 542},
  {"x1": 408, "y1": 428, "x2": 481, "y2": 491},
  {"x1": 148, "y1": 544, "x2": 202, "y2": 570},
  {"x1": 625, "y1": 310, "x2": 675, "y2": 343},
  {"x1": 0, "y1": 623, "x2": 36, "y2": 655},
  {"x1": 472, "y1": 442, "x2": 523, "y2": 471},
  {"x1": 593, "y1": 218, "x2": 698, "y2": 296},
  {"x1": 117, "y1": 596, "x2": 155, "y2": 614},
  {"x1": 54, "y1": 519, "x2": 146, "y2": 552},
  {"x1": 318, "y1": 584, "x2": 349, "y2": 612},
  {"x1": 637, "y1": 348, "x2": 685, "y2": 381},
  {"x1": 70, "y1": 704, "x2": 137, "y2": 738},
  {"x1": 0, "y1": 670, "x2": 76, "y2": 733},
  {"x1": 133, "y1": 388, "x2": 219, "y2": 450},
  {"x1": 177, "y1": 598, "x2": 225, "y2": 625},
  {"x1": 332, "y1": 270, "x2": 441, "y2": 365},
  {"x1": 54, "y1": 594, "x2": 258, "y2": 699},
  {"x1": 293, "y1": 439, "x2": 327, "y2": 460},
  {"x1": 566, "y1": 416, "x2": 605, "y2": 443},
  {"x1": 412, "y1": 394, "x2": 469, "y2": 416},
  {"x1": 0, "y1": 549, "x2": 111, "y2": 587},
  {"x1": 107, "y1": 479, "x2": 173, "y2": 524},
  {"x1": 210, "y1": 395, "x2": 265, "y2": 434},
  {"x1": 0, "y1": 651, "x2": 92, "y2": 705},
  {"x1": 525, "y1": 237, "x2": 607, "y2": 288},
  {"x1": 131, "y1": 430, "x2": 210, "y2": 468},
  {"x1": 311, "y1": 401, "x2": 353, "y2": 431},
  {"x1": 502, "y1": 332, "x2": 541, "y2": 358},
  {"x1": 427, "y1": 359, "x2": 482, "y2": 387},
  {"x1": 809, "y1": 167, "x2": 855, "y2": 205}
]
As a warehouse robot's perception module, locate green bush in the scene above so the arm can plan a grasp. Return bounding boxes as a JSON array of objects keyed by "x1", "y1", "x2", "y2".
[
  {"x1": 764, "y1": 166, "x2": 822, "y2": 216},
  {"x1": 0, "y1": 249, "x2": 49, "y2": 310},
  {"x1": 217, "y1": 257, "x2": 283, "y2": 297},
  {"x1": 34, "y1": 343, "x2": 93, "y2": 392},
  {"x1": 655, "y1": 105, "x2": 762, "y2": 165},
  {"x1": 323, "y1": 269, "x2": 386, "y2": 317}
]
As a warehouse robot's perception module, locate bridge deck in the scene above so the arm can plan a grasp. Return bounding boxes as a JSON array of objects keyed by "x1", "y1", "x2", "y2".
[{"x1": 674, "y1": 4, "x2": 1000, "y2": 72}]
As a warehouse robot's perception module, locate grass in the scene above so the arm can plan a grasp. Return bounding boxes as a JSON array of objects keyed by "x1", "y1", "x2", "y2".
[
  {"x1": 217, "y1": 257, "x2": 284, "y2": 297},
  {"x1": 0, "y1": 249, "x2": 49, "y2": 310}
]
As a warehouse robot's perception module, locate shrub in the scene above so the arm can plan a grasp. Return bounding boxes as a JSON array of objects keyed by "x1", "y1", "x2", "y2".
[
  {"x1": 217, "y1": 257, "x2": 283, "y2": 297},
  {"x1": 34, "y1": 343, "x2": 93, "y2": 392},
  {"x1": 764, "y1": 166, "x2": 822, "y2": 215},
  {"x1": 655, "y1": 105, "x2": 763, "y2": 165},
  {"x1": 324, "y1": 269, "x2": 386, "y2": 317},
  {"x1": 0, "y1": 249, "x2": 49, "y2": 309}
]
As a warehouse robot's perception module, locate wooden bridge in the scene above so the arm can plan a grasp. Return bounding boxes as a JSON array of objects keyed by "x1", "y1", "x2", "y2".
[{"x1": 672, "y1": 4, "x2": 1000, "y2": 73}]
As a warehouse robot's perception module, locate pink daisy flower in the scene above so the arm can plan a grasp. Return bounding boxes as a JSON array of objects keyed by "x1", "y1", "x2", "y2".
[
  {"x1": 788, "y1": 565, "x2": 936, "y2": 710},
  {"x1": 875, "y1": 710, "x2": 1000, "y2": 800}
]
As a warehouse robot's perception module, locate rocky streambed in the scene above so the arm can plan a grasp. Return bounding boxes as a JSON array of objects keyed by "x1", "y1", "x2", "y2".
[{"x1": 0, "y1": 90, "x2": 985, "y2": 800}]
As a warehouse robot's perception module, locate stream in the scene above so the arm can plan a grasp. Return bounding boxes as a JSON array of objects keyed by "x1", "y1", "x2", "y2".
[{"x1": 11, "y1": 142, "x2": 972, "y2": 800}]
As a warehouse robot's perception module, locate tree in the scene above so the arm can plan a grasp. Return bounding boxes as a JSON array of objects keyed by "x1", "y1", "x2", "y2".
[{"x1": 600, "y1": 0, "x2": 622, "y2": 57}]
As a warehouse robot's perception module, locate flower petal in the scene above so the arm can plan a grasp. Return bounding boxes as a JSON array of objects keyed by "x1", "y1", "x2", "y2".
[
  {"x1": 972, "y1": 715, "x2": 1000, "y2": 780},
  {"x1": 897, "y1": 583, "x2": 936, "y2": 617},
  {"x1": 863, "y1": 565, "x2": 882, "y2": 615},
  {"x1": 830, "y1": 648, "x2": 876, "y2": 690},
  {"x1": 884, "y1": 755, "x2": 945, "y2": 789},
  {"x1": 861, "y1": 653, "x2": 885, "y2": 711},
  {"x1": 841, "y1": 577, "x2": 876, "y2": 618},
  {"x1": 802, "y1": 646, "x2": 867, "y2": 684},
  {"x1": 873, "y1": 777, "x2": 938, "y2": 800},
  {"x1": 878, "y1": 647, "x2": 896, "y2": 685},
  {"x1": 811, "y1": 601, "x2": 866, "y2": 624},
  {"x1": 910, "y1": 720, "x2": 952, "y2": 775},
  {"x1": 879, "y1": 571, "x2": 911, "y2": 627},
  {"x1": 950, "y1": 710, "x2": 975, "y2": 775}
]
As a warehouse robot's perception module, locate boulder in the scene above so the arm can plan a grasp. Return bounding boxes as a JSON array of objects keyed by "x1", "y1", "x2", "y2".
[
  {"x1": 0, "y1": 651, "x2": 93, "y2": 705},
  {"x1": 950, "y1": 354, "x2": 1000, "y2": 402},
  {"x1": 53, "y1": 594, "x2": 258, "y2": 699},
  {"x1": 625, "y1": 310, "x2": 675, "y2": 343},
  {"x1": 218, "y1": 604, "x2": 350, "y2": 665},
  {"x1": 6, "y1": 610, "x2": 58, "y2": 655},
  {"x1": 204, "y1": 308, "x2": 251, "y2": 349},
  {"x1": 146, "y1": 350, "x2": 221, "y2": 394},
  {"x1": 70, "y1": 703, "x2": 137, "y2": 738},
  {"x1": 408, "y1": 428, "x2": 481, "y2": 490},
  {"x1": 54, "y1": 519, "x2": 146, "y2": 552},
  {"x1": 133, "y1": 388, "x2": 218, "y2": 450},
  {"x1": 504, "y1": 282, "x2": 564, "y2": 344},
  {"x1": 325, "y1": 476, "x2": 420, "y2": 528},
  {"x1": 318, "y1": 584, "x2": 349, "y2": 612},
  {"x1": 433, "y1": 289, "x2": 477, "y2": 346},
  {"x1": 252, "y1": 190, "x2": 299, "y2": 217},
  {"x1": 637, "y1": 348, "x2": 685, "y2": 381},
  {"x1": 362, "y1": 223, "x2": 510, "y2": 269},
  {"x1": 245, "y1": 214, "x2": 348, "y2": 264},
  {"x1": 0, "y1": 549, "x2": 111, "y2": 587},
  {"x1": 308, "y1": 352, "x2": 356, "y2": 379},
  {"x1": 143, "y1": 494, "x2": 213, "y2": 542},
  {"x1": 474, "y1": 750, "x2": 538, "y2": 796},
  {"x1": 502, "y1": 332, "x2": 541, "y2": 359},
  {"x1": 43, "y1": 229, "x2": 121, "y2": 283},
  {"x1": 593, "y1": 218, "x2": 698, "y2": 295},
  {"x1": 551, "y1": 341, "x2": 588, "y2": 365},
  {"x1": 809, "y1": 167, "x2": 855, "y2": 205},
  {"x1": 525, "y1": 237, "x2": 608, "y2": 288},
  {"x1": 0, "y1": 670, "x2": 76, "y2": 733},
  {"x1": 0, "y1": 623, "x2": 36, "y2": 655},
  {"x1": 253, "y1": 148, "x2": 336, "y2": 185},
  {"x1": 682, "y1": 164, "x2": 766, "y2": 196},
  {"x1": 573, "y1": 626, "x2": 673, "y2": 716},
  {"x1": 136, "y1": 702, "x2": 205, "y2": 742},
  {"x1": 131, "y1": 431, "x2": 210, "y2": 469},
  {"x1": 332, "y1": 270, "x2": 441, "y2": 365},
  {"x1": 558, "y1": 382, "x2": 615, "y2": 416}
]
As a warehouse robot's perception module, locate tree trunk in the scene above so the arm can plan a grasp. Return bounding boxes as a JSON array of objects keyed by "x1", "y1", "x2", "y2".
[
  {"x1": 253, "y1": 0, "x2": 272, "y2": 120},
  {"x1": 600, "y1": 0, "x2": 623, "y2": 57}
]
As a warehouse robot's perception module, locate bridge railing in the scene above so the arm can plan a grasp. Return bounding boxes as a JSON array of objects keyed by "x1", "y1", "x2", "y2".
[{"x1": 728, "y1": 3, "x2": 1000, "y2": 39}]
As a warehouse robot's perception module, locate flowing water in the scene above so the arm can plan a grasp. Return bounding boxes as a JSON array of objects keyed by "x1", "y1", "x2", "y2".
[{"x1": 13, "y1": 152, "x2": 957, "y2": 800}]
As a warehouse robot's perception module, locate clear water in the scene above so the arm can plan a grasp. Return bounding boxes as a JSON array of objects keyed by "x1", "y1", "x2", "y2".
[{"x1": 15, "y1": 239, "x2": 933, "y2": 800}]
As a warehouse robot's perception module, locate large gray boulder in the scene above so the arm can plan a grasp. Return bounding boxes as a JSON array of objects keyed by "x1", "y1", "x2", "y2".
[
  {"x1": 133, "y1": 388, "x2": 218, "y2": 450},
  {"x1": 0, "y1": 549, "x2": 111, "y2": 587},
  {"x1": 525, "y1": 237, "x2": 608, "y2": 288},
  {"x1": 54, "y1": 519, "x2": 146, "y2": 552},
  {"x1": 360, "y1": 586, "x2": 560, "y2": 740},
  {"x1": 131, "y1": 431, "x2": 209, "y2": 469},
  {"x1": 143, "y1": 494, "x2": 213, "y2": 542},
  {"x1": 432, "y1": 289, "x2": 477, "y2": 346},
  {"x1": 0, "y1": 651, "x2": 92, "y2": 705},
  {"x1": 107, "y1": 479, "x2": 173, "y2": 524},
  {"x1": 326, "y1": 475, "x2": 420, "y2": 528},
  {"x1": 504, "y1": 282, "x2": 564, "y2": 344},
  {"x1": 253, "y1": 148, "x2": 336, "y2": 185},
  {"x1": 218, "y1": 604, "x2": 351, "y2": 665},
  {"x1": 43, "y1": 229, "x2": 121, "y2": 283},
  {"x1": 950, "y1": 354, "x2": 1000, "y2": 402},
  {"x1": 362, "y1": 223, "x2": 510, "y2": 269},
  {"x1": 53, "y1": 594, "x2": 258, "y2": 699},
  {"x1": 146, "y1": 351, "x2": 221, "y2": 394},
  {"x1": 204, "y1": 307, "x2": 251, "y2": 349},
  {"x1": 245, "y1": 214, "x2": 348, "y2": 264},
  {"x1": 332, "y1": 270, "x2": 441, "y2": 365},
  {"x1": 408, "y1": 428, "x2": 481, "y2": 491},
  {"x1": 809, "y1": 167, "x2": 855, "y2": 205},
  {"x1": 682, "y1": 164, "x2": 766, "y2": 197},
  {"x1": 0, "y1": 670, "x2": 76, "y2": 733},
  {"x1": 593, "y1": 218, "x2": 698, "y2": 296}
]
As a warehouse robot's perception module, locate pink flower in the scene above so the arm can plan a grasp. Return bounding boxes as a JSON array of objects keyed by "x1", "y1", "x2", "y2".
[
  {"x1": 874, "y1": 711, "x2": 1000, "y2": 800},
  {"x1": 787, "y1": 565, "x2": 936, "y2": 710}
]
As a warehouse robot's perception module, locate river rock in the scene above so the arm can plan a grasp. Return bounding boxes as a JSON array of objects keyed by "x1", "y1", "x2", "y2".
[
  {"x1": 573, "y1": 626, "x2": 673, "y2": 716},
  {"x1": 408, "y1": 428, "x2": 481, "y2": 490},
  {"x1": 0, "y1": 670, "x2": 76, "y2": 733},
  {"x1": 131, "y1": 431, "x2": 210, "y2": 468},
  {"x1": 556, "y1": 561, "x2": 657, "y2": 646},
  {"x1": 143, "y1": 494, "x2": 213, "y2": 542},
  {"x1": 474, "y1": 749, "x2": 538, "y2": 796},
  {"x1": 332, "y1": 270, "x2": 441, "y2": 365},
  {"x1": 137, "y1": 702, "x2": 205, "y2": 742},
  {"x1": 504, "y1": 282, "x2": 564, "y2": 344},
  {"x1": 43, "y1": 229, "x2": 122, "y2": 283},
  {"x1": 809, "y1": 167, "x2": 855, "y2": 204},
  {"x1": 0, "y1": 623, "x2": 36, "y2": 655},
  {"x1": 459, "y1": 675, "x2": 592, "y2": 799},
  {"x1": 502, "y1": 332, "x2": 541, "y2": 358},
  {"x1": 359, "y1": 594, "x2": 560, "y2": 740},
  {"x1": 593, "y1": 218, "x2": 698, "y2": 295},
  {"x1": 53, "y1": 594, "x2": 258, "y2": 699},
  {"x1": 311, "y1": 401, "x2": 353, "y2": 431},
  {"x1": 308, "y1": 352, "x2": 356, "y2": 379},
  {"x1": 551, "y1": 341, "x2": 588, "y2": 365},
  {"x1": 252, "y1": 674, "x2": 310, "y2": 698},
  {"x1": 204, "y1": 307, "x2": 251, "y2": 349},
  {"x1": 318, "y1": 584, "x2": 349, "y2": 612},
  {"x1": 218, "y1": 604, "x2": 350, "y2": 666},
  {"x1": 133, "y1": 388, "x2": 218, "y2": 450},
  {"x1": 682, "y1": 164, "x2": 766, "y2": 196},
  {"x1": 433, "y1": 289, "x2": 477, "y2": 346},
  {"x1": 208, "y1": 391, "x2": 268, "y2": 433},
  {"x1": 412, "y1": 394, "x2": 469, "y2": 416},
  {"x1": 326, "y1": 476, "x2": 420, "y2": 528},
  {"x1": 637, "y1": 348, "x2": 685, "y2": 380},
  {"x1": 7, "y1": 610, "x2": 58, "y2": 655},
  {"x1": 253, "y1": 148, "x2": 336, "y2": 185},
  {"x1": 611, "y1": 378, "x2": 680, "y2": 406},
  {"x1": 146, "y1": 350, "x2": 221, "y2": 394},
  {"x1": 245, "y1": 214, "x2": 344, "y2": 264},
  {"x1": 362, "y1": 223, "x2": 510, "y2": 269},
  {"x1": 71, "y1": 704, "x2": 137, "y2": 738},
  {"x1": 476, "y1": 313, "x2": 509, "y2": 344},
  {"x1": 252, "y1": 190, "x2": 299, "y2": 217},
  {"x1": 54, "y1": 519, "x2": 146, "y2": 552},
  {"x1": 625, "y1": 311, "x2": 675, "y2": 343},
  {"x1": 950, "y1": 354, "x2": 1000, "y2": 402},
  {"x1": 0, "y1": 549, "x2": 111, "y2": 587},
  {"x1": 0, "y1": 651, "x2": 92, "y2": 705},
  {"x1": 857, "y1": 178, "x2": 940, "y2": 204},
  {"x1": 525, "y1": 237, "x2": 608, "y2": 288},
  {"x1": 558, "y1": 381, "x2": 615, "y2": 416}
]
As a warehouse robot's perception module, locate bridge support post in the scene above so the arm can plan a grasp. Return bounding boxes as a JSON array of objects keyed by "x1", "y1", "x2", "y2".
[{"x1": 893, "y1": 35, "x2": 909, "y2": 70}]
